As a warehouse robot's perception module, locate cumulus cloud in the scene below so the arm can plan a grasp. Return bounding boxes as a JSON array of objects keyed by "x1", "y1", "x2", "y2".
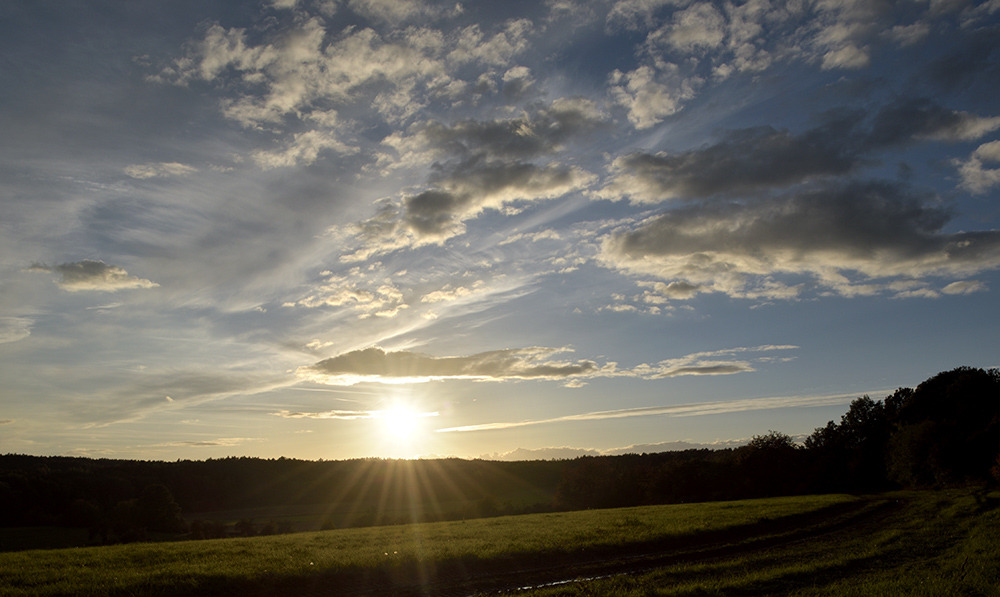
[
  {"x1": 252, "y1": 128, "x2": 356, "y2": 169},
  {"x1": 380, "y1": 98, "x2": 608, "y2": 169},
  {"x1": 341, "y1": 100, "x2": 603, "y2": 257},
  {"x1": 652, "y1": 2, "x2": 726, "y2": 52},
  {"x1": 159, "y1": 15, "x2": 533, "y2": 138},
  {"x1": 420, "y1": 282, "x2": 483, "y2": 303},
  {"x1": 601, "y1": 181, "x2": 1000, "y2": 300},
  {"x1": 402, "y1": 161, "x2": 595, "y2": 241},
  {"x1": 609, "y1": 64, "x2": 698, "y2": 129},
  {"x1": 27, "y1": 260, "x2": 159, "y2": 292},
  {"x1": 605, "y1": 0, "x2": 990, "y2": 127},
  {"x1": 956, "y1": 140, "x2": 1000, "y2": 194},
  {"x1": 448, "y1": 19, "x2": 533, "y2": 66},
  {"x1": 598, "y1": 99, "x2": 1000, "y2": 202},
  {"x1": 598, "y1": 121, "x2": 859, "y2": 202},
  {"x1": 341, "y1": 161, "x2": 595, "y2": 262},
  {"x1": 286, "y1": 268, "x2": 408, "y2": 318},
  {"x1": 0, "y1": 317, "x2": 32, "y2": 344},
  {"x1": 297, "y1": 346, "x2": 615, "y2": 385}
]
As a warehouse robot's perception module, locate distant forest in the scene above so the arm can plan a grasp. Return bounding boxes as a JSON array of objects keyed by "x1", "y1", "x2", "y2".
[{"x1": 2, "y1": 366, "x2": 998, "y2": 544}]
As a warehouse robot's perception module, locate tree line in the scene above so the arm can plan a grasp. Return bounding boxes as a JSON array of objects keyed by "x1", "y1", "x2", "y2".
[
  {"x1": 1, "y1": 366, "x2": 997, "y2": 543},
  {"x1": 555, "y1": 366, "x2": 1000, "y2": 508}
]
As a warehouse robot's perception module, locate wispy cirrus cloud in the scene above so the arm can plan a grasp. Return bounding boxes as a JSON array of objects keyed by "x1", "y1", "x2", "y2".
[
  {"x1": 271, "y1": 408, "x2": 439, "y2": 420},
  {"x1": 146, "y1": 437, "x2": 264, "y2": 448},
  {"x1": 436, "y1": 390, "x2": 875, "y2": 433},
  {"x1": 634, "y1": 345, "x2": 798, "y2": 378},
  {"x1": 0, "y1": 317, "x2": 32, "y2": 344},
  {"x1": 124, "y1": 162, "x2": 198, "y2": 179}
]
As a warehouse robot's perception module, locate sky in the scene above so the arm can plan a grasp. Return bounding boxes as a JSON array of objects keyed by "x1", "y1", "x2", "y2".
[{"x1": 1, "y1": 0, "x2": 999, "y2": 462}]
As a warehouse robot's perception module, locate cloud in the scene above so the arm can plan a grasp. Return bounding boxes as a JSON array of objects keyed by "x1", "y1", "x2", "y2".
[
  {"x1": 955, "y1": 140, "x2": 1000, "y2": 194},
  {"x1": 148, "y1": 437, "x2": 264, "y2": 448},
  {"x1": 606, "y1": 439, "x2": 749, "y2": 454},
  {"x1": 600, "y1": 181, "x2": 1000, "y2": 300},
  {"x1": 598, "y1": 100, "x2": 1000, "y2": 203},
  {"x1": 347, "y1": 0, "x2": 441, "y2": 25},
  {"x1": 124, "y1": 162, "x2": 198, "y2": 179},
  {"x1": 479, "y1": 440, "x2": 752, "y2": 460},
  {"x1": 341, "y1": 102, "x2": 603, "y2": 257},
  {"x1": 652, "y1": 2, "x2": 726, "y2": 52},
  {"x1": 252, "y1": 128, "x2": 356, "y2": 169},
  {"x1": 297, "y1": 346, "x2": 614, "y2": 386},
  {"x1": 448, "y1": 19, "x2": 534, "y2": 66},
  {"x1": 402, "y1": 161, "x2": 595, "y2": 241},
  {"x1": 287, "y1": 268, "x2": 408, "y2": 318},
  {"x1": 271, "y1": 408, "x2": 439, "y2": 420},
  {"x1": 639, "y1": 280, "x2": 704, "y2": 300},
  {"x1": 598, "y1": 120, "x2": 860, "y2": 202},
  {"x1": 605, "y1": 0, "x2": 995, "y2": 128},
  {"x1": 27, "y1": 260, "x2": 159, "y2": 292},
  {"x1": 634, "y1": 345, "x2": 797, "y2": 378},
  {"x1": 436, "y1": 390, "x2": 868, "y2": 433},
  {"x1": 480, "y1": 446, "x2": 603, "y2": 460},
  {"x1": 79, "y1": 371, "x2": 291, "y2": 427},
  {"x1": 420, "y1": 282, "x2": 483, "y2": 303},
  {"x1": 159, "y1": 15, "x2": 534, "y2": 138},
  {"x1": 297, "y1": 344, "x2": 793, "y2": 387},
  {"x1": 925, "y1": 24, "x2": 1000, "y2": 93},
  {"x1": 609, "y1": 64, "x2": 698, "y2": 130},
  {"x1": 942, "y1": 280, "x2": 987, "y2": 295},
  {"x1": 0, "y1": 317, "x2": 32, "y2": 344},
  {"x1": 607, "y1": 0, "x2": 679, "y2": 31},
  {"x1": 380, "y1": 98, "x2": 608, "y2": 169}
]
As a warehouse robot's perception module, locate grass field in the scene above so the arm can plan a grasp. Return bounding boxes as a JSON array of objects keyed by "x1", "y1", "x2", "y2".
[
  {"x1": 515, "y1": 489, "x2": 1000, "y2": 597},
  {"x1": 0, "y1": 490, "x2": 995, "y2": 596}
]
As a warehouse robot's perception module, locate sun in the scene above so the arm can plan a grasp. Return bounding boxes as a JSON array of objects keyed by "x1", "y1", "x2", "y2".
[
  {"x1": 379, "y1": 406, "x2": 422, "y2": 442},
  {"x1": 373, "y1": 397, "x2": 440, "y2": 454}
]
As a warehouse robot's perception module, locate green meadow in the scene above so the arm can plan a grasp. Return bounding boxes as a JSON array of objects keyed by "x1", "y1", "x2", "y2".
[
  {"x1": 0, "y1": 494, "x2": 852, "y2": 596},
  {"x1": 2, "y1": 489, "x2": 996, "y2": 596},
  {"x1": 517, "y1": 489, "x2": 1000, "y2": 597}
]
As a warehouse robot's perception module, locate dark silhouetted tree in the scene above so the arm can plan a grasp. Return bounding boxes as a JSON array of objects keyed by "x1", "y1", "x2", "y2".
[
  {"x1": 234, "y1": 518, "x2": 256, "y2": 537},
  {"x1": 805, "y1": 396, "x2": 893, "y2": 491},
  {"x1": 888, "y1": 367, "x2": 1000, "y2": 486},
  {"x1": 737, "y1": 431, "x2": 802, "y2": 497},
  {"x1": 137, "y1": 484, "x2": 187, "y2": 533}
]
